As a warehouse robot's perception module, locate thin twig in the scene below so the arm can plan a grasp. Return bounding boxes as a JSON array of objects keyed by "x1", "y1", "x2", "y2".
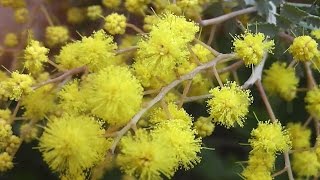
[
  {"x1": 255, "y1": 80, "x2": 276, "y2": 122},
  {"x1": 178, "y1": 80, "x2": 192, "y2": 108},
  {"x1": 207, "y1": 25, "x2": 216, "y2": 45},
  {"x1": 217, "y1": 61, "x2": 243, "y2": 74},
  {"x1": 126, "y1": 23, "x2": 145, "y2": 34},
  {"x1": 303, "y1": 116, "x2": 313, "y2": 127},
  {"x1": 212, "y1": 66, "x2": 223, "y2": 87},
  {"x1": 194, "y1": 38, "x2": 220, "y2": 56},
  {"x1": 304, "y1": 62, "x2": 317, "y2": 89},
  {"x1": 183, "y1": 94, "x2": 212, "y2": 103},
  {"x1": 116, "y1": 46, "x2": 138, "y2": 55},
  {"x1": 32, "y1": 66, "x2": 87, "y2": 90},
  {"x1": 200, "y1": 6, "x2": 257, "y2": 26},
  {"x1": 284, "y1": 152, "x2": 294, "y2": 180},
  {"x1": 40, "y1": 4, "x2": 54, "y2": 26},
  {"x1": 272, "y1": 167, "x2": 288, "y2": 177},
  {"x1": 109, "y1": 53, "x2": 235, "y2": 153}
]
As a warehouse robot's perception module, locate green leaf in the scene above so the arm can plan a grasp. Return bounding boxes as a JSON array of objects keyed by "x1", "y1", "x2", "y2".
[
  {"x1": 280, "y1": 3, "x2": 309, "y2": 23},
  {"x1": 302, "y1": 15, "x2": 320, "y2": 29},
  {"x1": 275, "y1": 14, "x2": 294, "y2": 30},
  {"x1": 248, "y1": 22, "x2": 278, "y2": 38}
]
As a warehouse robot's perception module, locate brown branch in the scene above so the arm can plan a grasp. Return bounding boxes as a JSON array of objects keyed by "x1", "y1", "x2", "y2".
[
  {"x1": 126, "y1": 23, "x2": 145, "y2": 34},
  {"x1": 272, "y1": 167, "x2": 288, "y2": 177},
  {"x1": 183, "y1": 94, "x2": 212, "y2": 103},
  {"x1": 217, "y1": 61, "x2": 243, "y2": 74},
  {"x1": 32, "y1": 66, "x2": 87, "y2": 90},
  {"x1": 255, "y1": 80, "x2": 276, "y2": 122},
  {"x1": 109, "y1": 53, "x2": 235, "y2": 153},
  {"x1": 178, "y1": 80, "x2": 192, "y2": 108},
  {"x1": 200, "y1": 6, "x2": 257, "y2": 26},
  {"x1": 116, "y1": 46, "x2": 138, "y2": 55},
  {"x1": 194, "y1": 38, "x2": 220, "y2": 56}
]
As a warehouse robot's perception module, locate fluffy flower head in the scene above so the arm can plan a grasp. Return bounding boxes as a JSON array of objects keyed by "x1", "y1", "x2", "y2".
[
  {"x1": 104, "y1": 13, "x2": 127, "y2": 35},
  {"x1": 263, "y1": 62, "x2": 299, "y2": 101},
  {"x1": 84, "y1": 66, "x2": 143, "y2": 126},
  {"x1": 39, "y1": 114, "x2": 110, "y2": 177},
  {"x1": 305, "y1": 87, "x2": 320, "y2": 119},
  {"x1": 289, "y1": 35, "x2": 318, "y2": 62},
  {"x1": 24, "y1": 40, "x2": 49, "y2": 74},
  {"x1": 207, "y1": 81, "x2": 252, "y2": 128},
  {"x1": 233, "y1": 31, "x2": 274, "y2": 66},
  {"x1": 249, "y1": 120, "x2": 291, "y2": 153}
]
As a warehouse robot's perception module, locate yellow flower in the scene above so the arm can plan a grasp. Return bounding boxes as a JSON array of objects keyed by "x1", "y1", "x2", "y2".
[
  {"x1": 24, "y1": 40, "x2": 49, "y2": 74},
  {"x1": 104, "y1": 13, "x2": 127, "y2": 35},
  {"x1": 249, "y1": 120, "x2": 291, "y2": 153},
  {"x1": 84, "y1": 66, "x2": 143, "y2": 126},
  {"x1": 102, "y1": 0, "x2": 121, "y2": 9},
  {"x1": 292, "y1": 151, "x2": 320, "y2": 177},
  {"x1": 311, "y1": 29, "x2": 320, "y2": 39},
  {"x1": 124, "y1": 0, "x2": 150, "y2": 14},
  {"x1": 233, "y1": 31, "x2": 274, "y2": 66},
  {"x1": 194, "y1": 116, "x2": 215, "y2": 137},
  {"x1": 287, "y1": 123, "x2": 311, "y2": 149},
  {"x1": 150, "y1": 102, "x2": 192, "y2": 124},
  {"x1": 152, "y1": 119, "x2": 202, "y2": 169},
  {"x1": 207, "y1": 81, "x2": 252, "y2": 128},
  {"x1": 87, "y1": 5, "x2": 102, "y2": 20},
  {"x1": 14, "y1": 8, "x2": 28, "y2": 23},
  {"x1": 117, "y1": 130, "x2": 177, "y2": 180},
  {"x1": 241, "y1": 165, "x2": 272, "y2": 180},
  {"x1": 0, "y1": 152, "x2": 13, "y2": 172},
  {"x1": 263, "y1": 62, "x2": 299, "y2": 101},
  {"x1": 305, "y1": 87, "x2": 320, "y2": 119},
  {"x1": 21, "y1": 84, "x2": 56, "y2": 120},
  {"x1": 288, "y1": 35, "x2": 318, "y2": 62},
  {"x1": 191, "y1": 44, "x2": 214, "y2": 63},
  {"x1": 56, "y1": 30, "x2": 117, "y2": 72},
  {"x1": 45, "y1": 26, "x2": 69, "y2": 47},
  {"x1": 3, "y1": 33, "x2": 18, "y2": 47},
  {"x1": 67, "y1": 7, "x2": 85, "y2": 24},
  {"x1": 39, "y1": 114, "x2": 110, "y2": 178}
]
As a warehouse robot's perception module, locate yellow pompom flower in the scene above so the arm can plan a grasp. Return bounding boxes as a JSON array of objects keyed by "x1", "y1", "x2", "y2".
[
  {"x1": 58, "y1": 80, "x2": 88, "y2": 114},
  {"x1": 117, "y1": 130, "x2": 177, "y2": 180},
  {"x1": 194, "y1": 116, "x2": 215, "y2": 137},
  {"x1": 56, "y1": 30, "x2": 117, "y2": 72},
  {"x1": 152, "y1": 119, "x2": 202, "y2": 169},
  {"x1": 21, "y1": 84, "x2": 56, "y2": 120},
  {"x1": 242, "y1": 149, "x2": 275, "y2": 180},
  {"x1": 24, "y1": 40, "x2": 49, "y2": 74},
  {"x1": 177, "y1": 0, "x2": 199, "y2": 9},
  {"x1": 0, "y1": 109, "x2": 11, "y2": 121},
  {"x1": 102, "y1": 0, "x2": 121, "y2": 9},
  {"x1": 0, "y1": 72, "x2": 34, "y2": 100},
  {"x1": 67, "y1": 7, "x2": 85, "y2": 24},
  {"x1": 241, "y1": 165, "x2": 272, "y2": 180},
  {"x1": 191, "y1": 44, "x2": 214, "y2": 63},
  {"x1": 233, "y1": 31, "x2": 274, "y2": 66},
  {"x1": 0, "y1": 120, "x2": 12, "y2": 147},
  {"x1": 311, "y1": 29, "x2": 320, "y2": 39},
  {"x1": 14, "y1": 8, "x2": 28, "y2": 23},
  {"x1": 104, "y1": 13, "x2": 127, "y2": 35},
  {"x1": 5, "y1": 135, "x2": 21, "y2": 155},
  {"x1": 143, "y1": 15, "x2": 159, "y2": 32},
  {"x1": 288, "y1": 35, "x2": 318, "y2": 62},
  {"x1": 39, "y1": 114, "x2": 110, "y2": 178},
  {"x1": 263, "y1": 62, "x2": 299, "y2": 101},
  {"x1": 249, "y1": 120, "x2": 291, "y2": 153},
  {"x1": 4, "y1": 33, "x2": 18, "y2": 47},
  {"x1": 207, "y1": 81, "x2": 252, "y2": 128},
  {"x1": 150, "y1": 102, "x2": 192, "y2": 124},
  {"x1": 305, "y1": 87, "x2": 320, "y2": 119},
  {"x1": 125, "y1": 0, "x2": 150, "y2": 14},
  {"x1": 87, "y1": 5, "x2": 102, "y2": 20},
  {"x1": 84, "y1": 66, "x2": 143, "y2": 126},
  {"x1": 20, "y1": 123, "x2": 38, "y2": 143},
  {"x1": 292, "y1": 151, "x2": 320, "y2": 177},
  {"x1": 134, "y1": 13, "x2": 199, "y2": 89},
  {"x1": 287, "y1": 123, "x2": 311, "y2": 149},
  {"x1": 45, "y1": 26, "x2": 69, "y2": 47},
  {"x1": 0, "y1": 152, "x2": 13, "y2": 172}
]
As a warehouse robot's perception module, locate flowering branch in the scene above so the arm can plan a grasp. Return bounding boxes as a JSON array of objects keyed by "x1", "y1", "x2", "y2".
[
  {"x1": 32, "y1": 66, "x2": 87, "y2": 90},
  {"x1": 110, "y1": 53, "x2": 235, "y2": 153},
  {"x1": 200, "y1": 6, "x2": 257, "y2": 26}
]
